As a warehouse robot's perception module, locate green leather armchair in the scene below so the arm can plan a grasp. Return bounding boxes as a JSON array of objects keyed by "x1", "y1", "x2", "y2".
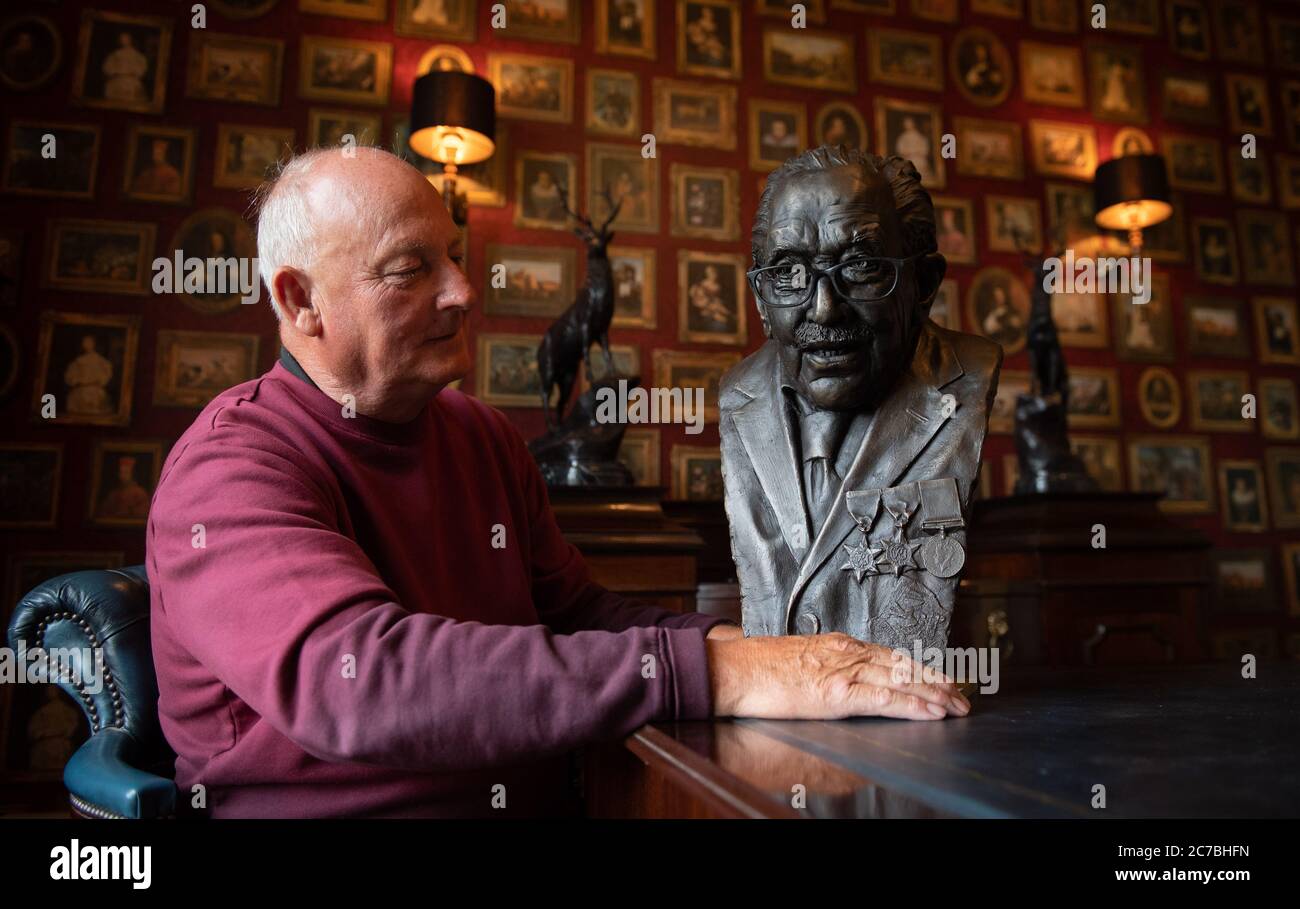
[{"x1": 6, "y1": 566, "x2": 178, "y2": 819}]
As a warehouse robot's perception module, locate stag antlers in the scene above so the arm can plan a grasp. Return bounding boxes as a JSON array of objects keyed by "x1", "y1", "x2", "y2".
[{"x1": 557, "y1": 186, "x2": 624, "y2": 244}]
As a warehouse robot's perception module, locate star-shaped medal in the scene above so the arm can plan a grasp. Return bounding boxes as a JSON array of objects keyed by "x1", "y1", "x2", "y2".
[
  {"x1": 841, "y1": 539, "x2": 884, "y2": 583},
  {"x1": 882, "y1": 539, "x2": 922, "y2": 576}
]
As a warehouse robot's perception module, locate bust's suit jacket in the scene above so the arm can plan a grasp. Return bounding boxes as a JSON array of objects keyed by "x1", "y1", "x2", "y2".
[{"x1": 718, "y1": 320, "x2": 1002, "y2": 648}]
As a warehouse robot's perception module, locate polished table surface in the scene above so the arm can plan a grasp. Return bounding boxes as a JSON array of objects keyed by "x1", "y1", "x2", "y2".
[{"x1": 611, "y1": 663, "x2": 1300, "y2": 818}]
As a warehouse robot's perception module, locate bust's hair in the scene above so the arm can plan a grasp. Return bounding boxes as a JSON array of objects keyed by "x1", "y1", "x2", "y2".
[{"x1": 751, "y1": 145, "x2": 938, "y2": 265}]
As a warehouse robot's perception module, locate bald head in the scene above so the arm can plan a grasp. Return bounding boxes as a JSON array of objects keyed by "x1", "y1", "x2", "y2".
[{"x1": 253, "y1": 145, "x2": 474, "y2": 422}]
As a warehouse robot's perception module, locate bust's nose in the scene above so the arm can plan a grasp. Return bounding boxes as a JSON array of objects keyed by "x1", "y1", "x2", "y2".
[{"x1": 806, "y1": 276, "x2": 842, "y2": 325}]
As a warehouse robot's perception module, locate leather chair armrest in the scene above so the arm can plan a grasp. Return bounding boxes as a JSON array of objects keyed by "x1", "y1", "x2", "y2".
[{"x1": 64, "y1": 728, "x2": 177, "y2": 819}]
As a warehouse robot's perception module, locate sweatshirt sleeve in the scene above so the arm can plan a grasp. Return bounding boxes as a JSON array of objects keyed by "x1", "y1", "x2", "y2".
[{"x1": 147, "y1": 419, "x2": 715, "y2": 775}]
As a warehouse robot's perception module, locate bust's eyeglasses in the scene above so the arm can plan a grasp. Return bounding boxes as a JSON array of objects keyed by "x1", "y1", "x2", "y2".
[{"x1": 746, "y1": 254, "x2": 923, "y2": 309}]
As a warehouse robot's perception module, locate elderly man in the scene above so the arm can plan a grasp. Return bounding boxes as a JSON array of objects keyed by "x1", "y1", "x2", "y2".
[
  {"x1": 720, "y1": 146, "x2": 1001, "y2": 648},
  {"x1": 147, "y1": 147, "x2": 967, "y2": 819}
]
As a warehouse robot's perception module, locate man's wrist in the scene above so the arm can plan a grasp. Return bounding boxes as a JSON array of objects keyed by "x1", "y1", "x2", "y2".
[{"x1": 706, "y1": 621, "x2": 744, "y2": 641}]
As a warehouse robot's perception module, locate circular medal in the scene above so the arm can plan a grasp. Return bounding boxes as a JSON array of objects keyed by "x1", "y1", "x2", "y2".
[{"x1": 920, "y1": 535, "x2": 965, "y2": 578}]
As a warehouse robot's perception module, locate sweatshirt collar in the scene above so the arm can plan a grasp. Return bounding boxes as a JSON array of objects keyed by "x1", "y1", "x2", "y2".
[{"x1": 272, "y1": 353, "x2": 428, "y2": 446}]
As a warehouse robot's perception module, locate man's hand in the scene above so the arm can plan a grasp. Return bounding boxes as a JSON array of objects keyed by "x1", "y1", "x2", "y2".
[
  {"x1": 707, "y1": 632, "x2": 970, "y2": 721},
  {"x1": 706, "y1": 622, "x2": 745, "y2": 641}
]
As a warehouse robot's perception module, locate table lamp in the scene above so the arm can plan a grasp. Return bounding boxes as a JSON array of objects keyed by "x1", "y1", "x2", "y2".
[
  {"x1": 1092, "y1": 153, "x2": 1172, "y2": 256},
  {"x1": 408, "y1": 70, "x2": 496, "y2": 224}
]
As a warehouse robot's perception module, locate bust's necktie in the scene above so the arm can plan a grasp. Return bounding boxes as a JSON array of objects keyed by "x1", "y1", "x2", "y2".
[{"x1": 801, "y1": 410, "x2": 846, "y2": 533}]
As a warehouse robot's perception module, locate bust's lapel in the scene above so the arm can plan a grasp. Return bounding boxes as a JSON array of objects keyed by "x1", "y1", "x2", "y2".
[{"x1": 730, "y1": 360, "x2": 807, "y2": 561}]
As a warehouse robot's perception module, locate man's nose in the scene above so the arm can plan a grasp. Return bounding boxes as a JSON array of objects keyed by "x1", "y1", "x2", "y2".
[
  {"x1": 806, "y1": 275, "x2": 842, "y2": 325},
  {"x1": 439, "y1": 264, "x2": 475, "y2": 312}
]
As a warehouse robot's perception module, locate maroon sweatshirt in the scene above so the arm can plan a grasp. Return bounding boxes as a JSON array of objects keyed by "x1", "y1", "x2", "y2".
[{"x1": 147, "y1": 360, "x2": 726, "y2": 818}]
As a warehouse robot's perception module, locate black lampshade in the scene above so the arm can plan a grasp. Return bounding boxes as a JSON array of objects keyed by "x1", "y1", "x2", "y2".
[
  {"x1": 1093, "y1": 153, "x2": 1172, "y2": 233},
  {"x1": 409, "y1": 70, "x2": 496, "y2": 166}
]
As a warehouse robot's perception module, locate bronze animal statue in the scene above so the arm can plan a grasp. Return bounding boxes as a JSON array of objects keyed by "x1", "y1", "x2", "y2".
[{"x1": 537, "y1": 188, "x2": 623, "y2": 428}]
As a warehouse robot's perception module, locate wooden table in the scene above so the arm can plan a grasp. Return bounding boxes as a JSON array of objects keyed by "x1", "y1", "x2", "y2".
[{"x1": 585, "y1": 663, "x2": 1300, "y2": 818}]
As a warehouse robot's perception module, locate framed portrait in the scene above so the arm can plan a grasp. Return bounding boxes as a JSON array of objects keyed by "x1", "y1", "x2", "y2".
[
  {"x1": 1225, "y1": 73, "x2": 1271, "y2": 135},
  {"x1": 214, "y1": 124, "x2": 293, "y2": 190},
  {"x1": 749, "y1": 100, "x2": 807, "y2": 171},
  {"x1": 989, "y1": 369, "x2": 1030, "y2": 434},
  {"x1": 1128, "y1": 435, "x2": 1214, "y2": 513},
  {"x1": 1044, "y1": 181, "x2": 1096, "y2": 250},
  {"x1": 1020, "y1": 42, "x2": 1083, "y2": 107},
  {"x1": 1111, "y1": 127, "x2": 1154, "y2": 157},
  {"x1": 972, "y1": 0, "x2": 1022, "y2": 16},
  {"x1": 299, "y1": 35, "x2": 391, "y2": 107},
  {"x1": 43, "y1": 219, "x2": 154, "y2": 295},
  {"x1": 1188, "y1": 369, "x2": 1252, "y2": 433},
  {"x1": 499, "y1": 0, "x2": 580, "y2": 42},
  {"x1": 167, "y1": 209, "x2": 259, "y2": 315},
  {"x1": 677, "y1": 250, "x2": 748, "y2": 346},
  {"x1": 1164, "y1": 133, "x2": 1222, "y2": 192},
  {"x1": 1168, "y1": 0, "x2": 1212, "y2": 58},
  {"x1": 652, "y1": 350, "x2": 741, "y2": 424},
  {"x1": 619, "y1": 427, "x2": 662, "y2": 487},
  {"x1": 670, "y1": 445, "x2": 724, "y2": 501},
  {"x1": 933, "y1": 197, "x2": 977, "y2": 265},
  {"x1": 122, "y1": 124, "x2": 195, "y2": 204},
  {"x1": 514, "y1": 151, "x2": 577, "y2": 231},
  {"x1": 1215, "y1": 1, "x2": 1263, "y2": 63},
  {"x1": 762, "y1": 28, "x2": 856, "y2": 93},
  {"x1": 1161, "y1": 72, "x2": 1219, "y2": 127},
  {"x1": 0, "y1": 444, "x2": 62, "y2": 529},
  {"x1": 476, "y1": 333, "x2": 545, "y2": 408},
  {"x1": 1141, "y1": 193, "x2": 1187, "y2": 263},
  {"x1": 1113, "y1": 275, "x2": 1176, "y2": 361},
  {"x1": 580, "y1": 343, "x2": 642, "y2": 393},
  {"x1": 930, "y1": 278, "x2": 961, "y2": 330},
  {"x1": 1218, "y1": 461, "x2": 1269, "y2": 532},
  {"x1": 670, "y1": 165, "x2": 740, "y2": 242},
  {"x1": 416, "y1": 45, "x2": 474, "y2": 76},
  {"x1": 32, "y1": 311, "x2": 139, "y2": 427},
  {"x1": 1029, "y1": 0, "x2": 1078, "y2": 31},
  {"x1": 815, "y1": 102, "x2": 868, "y2": 150},
  {"x1": 587, "y1": 69, "x2": 640, "y2": 138},
  {"x1": 299, "y1": 0, "x2": 386, "y2": 20},
  {"x1": 594, "y1": 0, "x2": 656, "y2": 59},
  {"x1": 757, "y1": 0, "x2": 826, "y2": 19},
  {"x1": 1210, "y1": 549, "x2": 1276, "y2": 611},
  {"x1": 984, "y1": 195, "x2": 1042, "y2": 254},
  {"x1": 483, "y1": 245, "x2": 577, "y2": 319},
  {"x1": 966, "y1": 267, "x2": 1030, "y2": 356},
  {"x1": 72, "y1": 10, "x2": 170, "y2": 114},
  {"x1": 186, "y1": 31, "x2": 283, "y2": 106},
  {"x1": 1051, "y1": 289, "x2": 1109, "y2": 349},
  {"x1": 2, "y1": 121, "x2": 99, "y2": 200},
  {"x1": 395, "y1": 0, "x2": 476, "y2": 40},
  {"x1": 653, "y1": 78, "x2": 737, "y2": 150},
  {"x1": 1029, "y1": 120, "x2": 1097, "y2": 180},
  {"x1": 910, "y1": 0, "x2": 958, "y2": 22},
  {"x1": 609, "y1": 246, "x2": 657, "y2": 329},
  {"x1": 677, "y1": 0, "x2": 741, "y2": 79},
  {"x1": 1185, "y1": 296, "x2": 1250, "y2": 358},
  {"x1": 1229, "y1": 153, "x2": 1271, "y2": 206},
  {"x1": 1107, "y1": 0, "x2": 1160, "y2": 34},
  {"x1": 876, "y1": 98, "x2": 946, "y2": 189},
  {"x1": 952, "y1": 117, "x2": 1023, "y2": 181},
  {"x1": 949, "y1": 28, "x2": 1012, "y2": 107},
  {"x1": 1191, "y1": 218, "x2": 1238, "y2": 284},
  {"x1": 1278, "y1": 155, "x2": 1300, "y2": 209},
  {"x1": 0, "y1": 15, "x2": 61, "y2": 92},
  {"x1": 1261, "y1": 377, "x2": 1300, "y2": 441},
  {"x1": 1087, "y1": 45, "x2": 1147, "y2": 124},
  {"x1": 1286, "y1": 543, "x2": 1300, "y2": 615},
  {"x1": 1265, "y1": 447, "x2": 1300, "y2": 528},
  {"x1": 154, "y1": 330, "x2": 260, "y2": 408},
  {"x1": 308, "y1": 109, "x2": 383, "y2": 149},
  {"x1": 1070, "y1": 435, "x2": 1124, "y2": 491},
  {"x1": 587, "y1": 142, "x2": 660, "y2": 234},
  {"x1": 1237, "y1": 211, "x2": 1295, "y2": 286},
  {"x1": 869, "y1": 28, "x2": 942, "y2": 92},
  {"x1": 1067, "y1": 367, "x2": 1121, "y2": 429},
  {"x1": 1137, "y1": 366, "x2": 1182, "y2": 428},
  {"x1": 1254, "y1": 296, "x2": 1300, "y2": 365},
  {"x1": 490, "y1": 54, "x2": 573, "y2": 123},
  {"x1": 86, "y1": 440, "x2": 163, "y2": 529},
  {"x1": 1270, "y1": 16, "x2": 1300, "y2": 72}
]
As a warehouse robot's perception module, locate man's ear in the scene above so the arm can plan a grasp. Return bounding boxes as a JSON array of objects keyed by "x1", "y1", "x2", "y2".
[
  {"x1": 272, "y1": 267, "x2": 322, "y2": 337},
  {"x1": 915, "y1": 251, "x2": 947, "y2": 318}
]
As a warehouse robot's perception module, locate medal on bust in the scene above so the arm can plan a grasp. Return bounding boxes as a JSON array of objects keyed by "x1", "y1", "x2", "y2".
[
  {"x1": 917, "y1": 478, "x2": 967, "y2": 579},
  {"x1": 880, "y1": 486, "x2": 921, "y2": 576},
  {"x1": 840, "y1": 490, "x2": 883, "y2": 584}
]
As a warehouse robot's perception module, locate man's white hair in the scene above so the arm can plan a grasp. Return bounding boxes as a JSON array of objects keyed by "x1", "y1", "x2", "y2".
[{"x1": 252, "y1": 145, "x2": 405, "y2": 320}]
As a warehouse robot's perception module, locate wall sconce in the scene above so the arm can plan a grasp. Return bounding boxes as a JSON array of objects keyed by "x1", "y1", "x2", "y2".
[
  {"x1": 408, "y1": 70, "x2": 496, "y2": 225},
  {"x1": 1093, "y1": 153, "x2": 1172, "y2": 256}
]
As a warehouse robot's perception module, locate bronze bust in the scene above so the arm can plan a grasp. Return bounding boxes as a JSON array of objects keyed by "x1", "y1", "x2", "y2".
[{"x1": 719, "y1": 146, "x2": 1002, "y2": 650}]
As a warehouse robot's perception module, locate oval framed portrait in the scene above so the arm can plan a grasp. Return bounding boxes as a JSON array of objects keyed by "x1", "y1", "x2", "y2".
[
  {"x1": 0, "y1": 322, "x2": 18, "y2": 400},
  {"x1": 966, "y1": 267, "x2": 1030, "y2": 356},
  {"x1": 1112, "y1": 127, "x2": 1155, "y2": 157},
  {"x1": 417, "y1": 44, "x2": 475, "y2": 76},
  {"x1": 950, "y1": 28, "x2": 1013, "y2": 108},
  {"x1": 0, "y1": 15, "x2": 62, "y2": 92},
  {"x1": 167, "y1": 208, "x2": 259, "y2": 316},
  {"x1": 814, "y1": 101, "x2": 868, "y2": 151},
  {"x1": 1138, "y1": 365, "x2": 1182, "y2": 428}
]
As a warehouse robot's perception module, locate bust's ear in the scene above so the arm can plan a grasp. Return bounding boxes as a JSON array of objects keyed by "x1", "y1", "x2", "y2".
[
  {"x1": 756, "y1": 300, "x2": 772, "y2": 338},
  {"x1": 915, "y1": 251, "x2": 947, "y2": 317}
]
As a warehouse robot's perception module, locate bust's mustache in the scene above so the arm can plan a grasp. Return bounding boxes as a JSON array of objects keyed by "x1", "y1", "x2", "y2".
[{"x1": 793, "y1": 322, "x2": 872, "y2": 351}]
